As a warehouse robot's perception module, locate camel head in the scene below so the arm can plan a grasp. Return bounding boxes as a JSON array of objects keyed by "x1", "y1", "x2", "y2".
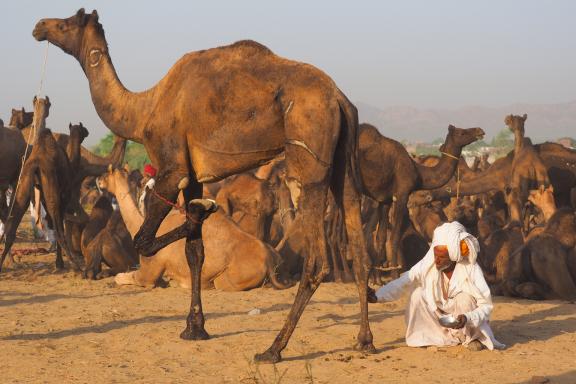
[
  {"x1": 32, "y1": 95, "x2": 51, "y2": 119},
  {"x1": 444, "y1": 125, "x2": 485, "y2": 149},
  {"x1": 97, "y1": 165, "x2": 119, "y2": 195},
  {"x1": 9, "y1": 107, "x2": 33, "y2": 129},
  {"x1": 69, "y1": 122, "x2": 89, "y2": 144},
  {"x1": 33, "y1": 9, "x2": 105, "y2": 64},
  {"x1": 504, "y1": 114, "x2": 527, "y2": 135}
]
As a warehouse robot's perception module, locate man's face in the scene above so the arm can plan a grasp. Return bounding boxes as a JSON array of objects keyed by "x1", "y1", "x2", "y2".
[{"x1": 434, "y1": 245, "x2": 454, "y2": 271}]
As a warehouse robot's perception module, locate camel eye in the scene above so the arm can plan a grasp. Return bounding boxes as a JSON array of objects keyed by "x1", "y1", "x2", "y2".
[{"x1": 58, "y1": 23, "x2": 65, "y2": 31}]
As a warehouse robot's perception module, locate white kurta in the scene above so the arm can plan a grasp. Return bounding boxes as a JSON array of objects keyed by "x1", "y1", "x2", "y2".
[{"x1": 376, "y1": 222, "x2": 505, "y2": 350}]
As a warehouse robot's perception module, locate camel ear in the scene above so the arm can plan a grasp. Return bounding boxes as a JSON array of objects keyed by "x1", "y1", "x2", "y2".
[
  {"x1": 91, "y1": 10, "x2": 99, "y2": 23},
  {"x1": 123, "y1": 163, "x2": 130, "y2": 172},
  {"x1": 79, "y1": 122, "x2": 84, "y2": 128},
  {"x1": 33, "y1": 95, "x2": 38, "y2": 105},
  {"x1": 21, "y1": 107, "x2": 25, "y2": 113},
  {"x1": 448, "y1": 124, "x2": 455, "y2": 132},
  {"x1": 12, "y1": 108, "x2": 16, "y2": 114},
  {"x1": 522, "y1": 113, "x2": 527, "y2": 122},
  {"x1": 108, "y1": 164, "x2": 113, "y2": 173},
  {"x1": 69, "y1": 122, "x2": 72, "y2": 129},
  {"x1": 76, "y1": 8, "x2": 88, "y2": 26},
  {"x1": 45, "y1": 96, "x2": 51, "y2": 108}
]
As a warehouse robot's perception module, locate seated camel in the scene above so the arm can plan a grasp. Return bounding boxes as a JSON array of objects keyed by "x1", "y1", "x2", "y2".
[
  {"x1": 98, "y1": 167, "x2": 290, "y2": 291},
  {"x1": 502, "y1": 208, "x2": 576, "y2": 300},
  {"x1": 81, "y1": 194, "x2": 138, "y2": 279},
  {"x1": 215, "y1": 173, "x2": 276, "y2": 243}
]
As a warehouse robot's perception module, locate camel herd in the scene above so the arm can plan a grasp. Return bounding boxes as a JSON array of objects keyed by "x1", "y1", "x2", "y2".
[{"x1": 0, "y1": 8, "x2": 575, "y2": 363}]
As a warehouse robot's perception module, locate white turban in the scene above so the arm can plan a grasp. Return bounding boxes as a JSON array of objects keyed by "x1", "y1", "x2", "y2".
[{"x1": 431, "y1": 221, "x2": 479, "y2": 265}]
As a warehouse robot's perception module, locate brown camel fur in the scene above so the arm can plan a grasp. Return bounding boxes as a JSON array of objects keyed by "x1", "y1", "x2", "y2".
[
  {"x1": 358, "y1": 123, "x2": 484, "y2": 274},
  {"x1": 0, "y1": 124, "x2": 88, "y2": 271},
  {"x1": 0, "y1": 119, "x2": 27, "y2": 222},
  {"x1": 505, "y1": 114, "x2": 550, "y2": 223},
  {"x1": 35, "y1": 9, "x2": 373, "y2": 362},
  {"x1": 501, "y1": 208, "x2": 576, "y2": 300},
  {"x1": 215, "y1": 173, "x2": 276, "y2": 243},
  {"x1": 81, "y1": 194, "x2": 138, "y2": 279},
  {"x1": 98, "y1": 167, "x2": 289, "y2": 291},
  {"x1": 421, "y1": 115, "x2": 553, "y2": 227}
]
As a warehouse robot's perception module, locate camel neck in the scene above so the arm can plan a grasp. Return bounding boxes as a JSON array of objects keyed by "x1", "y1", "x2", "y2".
[
  {"x1": 513, "y1": 130, "x2": 524, "y2": 154},
  {"x1": 539, "y1": 200, "x2": 557, "y2": 222},
  {"x1": 80, "y1": 47, "x2": 149, "y2": 143},
  {"x1": 416, "y1": 140, "x2": 463, "y2": 190},
  {"x1": 113, "y1": 176, "x2": 144, "y2": 237},
  {"x1": 67, "y1": 134, "x2": 82, "y2": 171}
]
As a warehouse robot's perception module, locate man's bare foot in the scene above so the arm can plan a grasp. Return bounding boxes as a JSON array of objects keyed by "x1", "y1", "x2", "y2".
[{"x1": 467, "y1": 340, "x2": 484, "y2": 351}]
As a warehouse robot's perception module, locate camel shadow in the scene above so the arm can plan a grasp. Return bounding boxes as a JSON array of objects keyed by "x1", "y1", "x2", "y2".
[
  {"x1": 313, "y1": 309, "x2": 403, "y2": 330},
  {"x1": 1, "y1": 314, "x2": 187, "y2": 341},
  {"x1": 491, "y1": 301, "x2": 576, "y2": 347},
  {"x1": 0, "y1": 289, "x2": 149, "y2": 307},
  {"x1": 511, "y1": 370, "x2": 576, "y2": 384}
]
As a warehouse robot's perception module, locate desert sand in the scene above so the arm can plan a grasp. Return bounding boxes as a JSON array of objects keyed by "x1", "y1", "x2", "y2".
[{"x1": 1, "y1": 242, "x2": 575, "y2": 384}]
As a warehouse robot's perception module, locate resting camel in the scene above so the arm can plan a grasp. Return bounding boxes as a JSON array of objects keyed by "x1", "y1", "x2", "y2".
[
  {"x1": 81, "y1": 194, "x2": 138, "y2": 279},
  {"x1": 358, "y1": 123, "x2": 484, "y2": 274},
  {"x1": 99, "y1": 167, "x2": 289, "y2": 291},
  {"x1": 0, "y1": 124, "x2": 88, "y2": 271},
  {"x1": 35, "y1": 9, "x2": 373, "y2": 362},
  {"x1": 215, "y1": 173, "x2": 276, "y2": 243},
  {"x1": 501, "y1": 208, "x2": 576, "y2": 300}
]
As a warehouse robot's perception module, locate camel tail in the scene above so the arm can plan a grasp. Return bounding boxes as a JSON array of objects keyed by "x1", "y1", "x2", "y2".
[{"x1": 336, "y1": 92, "x2": 362, "y2": 194}]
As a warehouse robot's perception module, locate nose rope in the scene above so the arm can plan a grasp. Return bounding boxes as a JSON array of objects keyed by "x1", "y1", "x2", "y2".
[
  {"x1": 440, "y1": 151, "x2": 461, "y2": 200},
  {"x1": 1, "y1": 42, "x2": 50, "y2": 247}
]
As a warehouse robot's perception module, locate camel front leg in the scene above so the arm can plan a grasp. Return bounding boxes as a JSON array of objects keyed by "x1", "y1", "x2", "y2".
[
  {"x1": 0, "y1": 164, "x2": 37, "y2": 272},
  {"x1": 133, "y1": 168, "x2": 189, "y2": 256},
  {"x1": 179, "y1": 182, "x2": 217, "y2": 340}
]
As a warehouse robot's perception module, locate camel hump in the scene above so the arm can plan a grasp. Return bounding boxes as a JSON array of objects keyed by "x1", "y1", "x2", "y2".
[{"x1": 229, "y1": 40, "x2": 274, "y2": 56}]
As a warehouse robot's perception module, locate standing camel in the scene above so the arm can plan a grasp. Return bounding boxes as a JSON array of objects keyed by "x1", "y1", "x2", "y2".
[
  {"x1": 34, "y1": 9, "x2": 373, "y2": 362},
  {"x1": 0, "y1": 124, "x2": 89, "y2": 271},
  {"x1": 358, "y1": 123, "x2": 484, "y2": 275}
]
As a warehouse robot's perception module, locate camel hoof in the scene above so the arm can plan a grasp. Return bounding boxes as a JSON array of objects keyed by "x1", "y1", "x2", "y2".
[
  {"x1": 254, "y1": 349, "x2": 281, "y2": 364},
  {"x1": 353, "y1": 341, "x2": 377, "y2": 354},
  {"x1": 180, "y1": 327, "x2": 210, "y2": 341}
]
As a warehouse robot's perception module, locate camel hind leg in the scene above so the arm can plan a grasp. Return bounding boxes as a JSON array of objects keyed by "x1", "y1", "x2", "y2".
[{"x1": 255, "y1": 96, "x2": 337, "y2": 362}]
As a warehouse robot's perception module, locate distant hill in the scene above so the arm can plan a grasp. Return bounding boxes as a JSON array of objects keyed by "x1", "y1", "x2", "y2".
[{"x1": 356, "y1": 101, "x2": 576, "y2": 143}]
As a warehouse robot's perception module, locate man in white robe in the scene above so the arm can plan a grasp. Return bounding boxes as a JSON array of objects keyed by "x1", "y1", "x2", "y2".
[{"x1": 371, "y1": 221, "x2": 504, "y2": 351}]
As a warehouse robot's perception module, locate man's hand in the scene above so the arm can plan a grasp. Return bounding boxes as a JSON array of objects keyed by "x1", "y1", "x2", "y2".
[
  {"x1": 453, "y1": 314, "x2": 467, "y2": 329},
  {"x1": 367, "y1": 287, "x2": 378, "y2": 303}
]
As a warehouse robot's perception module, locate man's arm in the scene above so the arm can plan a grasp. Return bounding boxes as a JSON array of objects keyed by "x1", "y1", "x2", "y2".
[
  {"x1": 375, "y1": 272, "x2": 413, "y2": 302},
  {"x1": 462, "y1": 265, "x2": 493, "y2": 327}
]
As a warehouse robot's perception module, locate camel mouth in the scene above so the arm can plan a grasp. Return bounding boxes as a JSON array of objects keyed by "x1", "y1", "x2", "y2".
[{"x1": 32, "y1": 23, "x2": 47, "y2": 41}]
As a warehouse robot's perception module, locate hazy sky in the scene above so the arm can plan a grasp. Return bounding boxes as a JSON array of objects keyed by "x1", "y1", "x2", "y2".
[{"x1": 1, "y1": 1, "x2": 575, "y2": 145}]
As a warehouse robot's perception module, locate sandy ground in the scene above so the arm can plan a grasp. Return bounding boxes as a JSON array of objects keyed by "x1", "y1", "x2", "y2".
[{"x1": 1, "y1": 245, "x2": 576, "y2": 384}]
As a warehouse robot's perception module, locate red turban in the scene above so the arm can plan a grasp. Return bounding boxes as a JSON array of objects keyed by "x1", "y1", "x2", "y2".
[{"x1": 143, "y1": 164, "x2": 157, "y2": 177}]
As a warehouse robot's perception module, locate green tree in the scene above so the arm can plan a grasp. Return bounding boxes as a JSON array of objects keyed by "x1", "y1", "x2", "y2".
[{"x1": 92, "y1": 133, "x2": 151, "y2": 171}]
